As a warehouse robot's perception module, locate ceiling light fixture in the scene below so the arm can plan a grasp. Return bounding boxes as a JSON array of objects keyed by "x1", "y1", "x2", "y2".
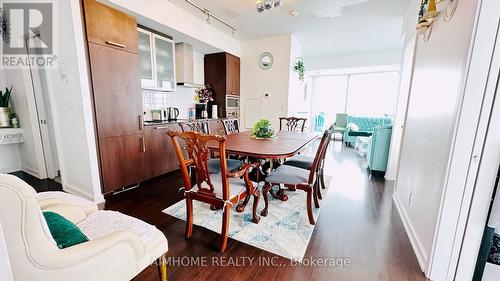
[
  {"x1": 184, "y1": 0, "x2": 237, "y2": 34},
  {"x1": 256, "y1": 0, "x2": 283, "y2": 13}
]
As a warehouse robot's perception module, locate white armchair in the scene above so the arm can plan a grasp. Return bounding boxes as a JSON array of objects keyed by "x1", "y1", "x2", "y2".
[{"x1": 0, "y1": 174, "x2": 168, "y2": 281}]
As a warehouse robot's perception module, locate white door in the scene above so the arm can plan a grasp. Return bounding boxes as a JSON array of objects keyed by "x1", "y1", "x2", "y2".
[{"x1": 25, "y1": 36, "x2": 60, "y2": 179}]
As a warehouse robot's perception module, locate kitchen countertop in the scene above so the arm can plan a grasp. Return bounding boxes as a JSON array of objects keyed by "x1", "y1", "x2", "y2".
[{"x1": 143, "y1": 118, "x2": 226, "y2": 127}]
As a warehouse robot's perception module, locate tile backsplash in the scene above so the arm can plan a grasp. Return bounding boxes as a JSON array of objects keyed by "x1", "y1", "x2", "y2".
[{"x1": 142, "y1": 87, "x2": 197, "y2": 119}]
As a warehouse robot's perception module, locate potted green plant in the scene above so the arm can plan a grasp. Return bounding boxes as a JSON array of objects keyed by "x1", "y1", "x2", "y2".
[
  {"x1": 294, "y1": 57, "x2": 305, "y2": 82},
  {"x1": 251, "y1": 119, "x2": 276, "y2": 139},
  {"x1": 0, "y1": 86, "x2": 12, "y2": 128}
]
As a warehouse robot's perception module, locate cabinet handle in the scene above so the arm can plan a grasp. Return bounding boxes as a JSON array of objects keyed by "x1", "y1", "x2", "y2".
[
  {"x1": 105, "y1": 40, "x2": 126, "y2": 49},
  {"x1": 140, "y1": 138, "x2": 146, "y2": 152},
  {"x1": 139, "y1": 115, "x2": 143, "y2": 130}
]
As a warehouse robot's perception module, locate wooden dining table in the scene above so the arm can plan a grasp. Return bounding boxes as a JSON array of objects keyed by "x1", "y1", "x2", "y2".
[
  {"x1": 206, "y1": 130, "x2": 319, "y2": 159},
  {"x1": 206, "y1": 130, "x2": 319, "y2": 201}
]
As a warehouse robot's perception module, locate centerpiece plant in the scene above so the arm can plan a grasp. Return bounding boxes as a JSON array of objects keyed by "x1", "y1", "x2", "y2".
[{"x1": 251, "y1": 119, "x2": 276, "y2": 139}]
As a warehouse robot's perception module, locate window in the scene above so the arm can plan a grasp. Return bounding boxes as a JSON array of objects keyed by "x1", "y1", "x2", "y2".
[
  {"x1": 311, "y1": 70, "x2": 400, "y2": 123},
  {"x1": 313, "y1": 75, "x2": 348, "y2": 125},
  {"x1": 346, "y1": 72, "x2": 399, "y2": 117}
]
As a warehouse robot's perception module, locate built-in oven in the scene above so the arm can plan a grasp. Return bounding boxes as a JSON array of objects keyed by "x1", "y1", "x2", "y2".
[{"x1": 226, "y1": 95, "x2": 239, "y2": 118}]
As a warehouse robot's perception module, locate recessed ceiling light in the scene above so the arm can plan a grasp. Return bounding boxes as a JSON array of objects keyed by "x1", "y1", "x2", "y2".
[{"x1": 289, "y1": 10, "x2": 300, "y2": 17}]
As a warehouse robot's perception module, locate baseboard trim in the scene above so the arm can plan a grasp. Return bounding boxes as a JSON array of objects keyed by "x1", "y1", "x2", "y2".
[
  {"x1": 393, "y1": 193, "x2": 428, "y2": 272},
  {"x1": 21, "y1": 165, "x2": 41, "y2": 179},
  {"x1": 0, "y1": 165, "x2": 22, "y2": 174},
  {"x1": 63, "y1": 183, "x2": 105, "y2": 205}
]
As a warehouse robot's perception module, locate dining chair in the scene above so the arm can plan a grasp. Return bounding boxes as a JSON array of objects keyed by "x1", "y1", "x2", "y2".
[
  {"x1": 261, "y1": 129, "x2": 333, "y2": 225},
  {"x1": 282, "y1": 126, "x2": 333, "y2": 200},
  {"x1": 179, "y1": 121, "x2": 210, "y2": 134},
  {"x1": 279, "y1": 117, "x2": 307, "y2": 132},
  {"x1": 222, "y1": 118, "x2": 240, "y2": 135},
  {"x1": 167, "y1": 130, "x2": 261, "y2": 253}
]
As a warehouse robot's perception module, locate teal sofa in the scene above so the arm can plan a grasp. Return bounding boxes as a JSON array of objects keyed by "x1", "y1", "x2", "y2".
[
  {"x1": 343, "y1": 116, "x2": 393, "y2": 146},
  {"x1": 367, "y1": 125, "x2": 393, "y2": 175}
]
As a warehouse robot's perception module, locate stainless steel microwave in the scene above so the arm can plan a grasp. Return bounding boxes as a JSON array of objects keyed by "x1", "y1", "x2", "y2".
[{"x1": 226, "y1": 95, "x2": 239, "y2": 118}]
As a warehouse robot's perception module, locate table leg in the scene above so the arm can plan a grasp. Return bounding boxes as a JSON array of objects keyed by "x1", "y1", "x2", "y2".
[{"x1": 269, "y1": 185, "x2": 288, "y2": 201}]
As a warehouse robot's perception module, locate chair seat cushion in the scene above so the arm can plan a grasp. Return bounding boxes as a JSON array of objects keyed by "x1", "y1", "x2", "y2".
[
  {"x1": 43, "y1": 211, "x2": 89, "y2": 249},
  {"x1": 77, "y1": 211, "x2": 157, "y2": 244},
  {"x1": 348, "y1": 131, "x2": 372, "y2": 137},
  {"x1": 208, "y1": 175, "x2": 254, "y2": 199},
  {"x1": 332, "y1": 127, "x2": 346, "y2": 132},
  {"x1": 283, "y1": 155, "x2": 314, "y2": 170},
  {"x1": 208, "y1": 159, "x2": 244, "y2": 174},
  {"x1": 265, "y1": 165, "x2": 310, "y2": 185}
]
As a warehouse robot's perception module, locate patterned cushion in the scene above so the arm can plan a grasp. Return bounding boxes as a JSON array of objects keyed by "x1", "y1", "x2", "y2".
[
  {"x1": 283, "y1": 155, "x2": 314, "y2": 170},
  {"x1": 77, "y1": 211, "x2": 157, "y2": 244},
  {"x1": 265, "y1": 165, "x2": 310, "y2": 185},
  {"x1": 208, "y1": 159, "x2": 244, "y2": 174}
]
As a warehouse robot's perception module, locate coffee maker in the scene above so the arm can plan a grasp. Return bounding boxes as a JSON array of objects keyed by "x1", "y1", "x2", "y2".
[{"x1": 195, "y1": 103, "x2": 208, "y2": 119}]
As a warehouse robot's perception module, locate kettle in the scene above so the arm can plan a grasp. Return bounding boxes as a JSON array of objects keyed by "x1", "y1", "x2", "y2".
[{"x1": 166, "y1": 107, "x2": 180, "y2": 121}]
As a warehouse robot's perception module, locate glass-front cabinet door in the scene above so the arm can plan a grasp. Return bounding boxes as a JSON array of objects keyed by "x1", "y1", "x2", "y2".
[
  {"x1": 153, "y1": 35, "x2": 176, "y2": 91},
  {"x1": 137, "y1": 28, "x2": 176, "y2": 92},
  {"x1": 138, "y1": 29, "x2": 155, "y2": 88}
]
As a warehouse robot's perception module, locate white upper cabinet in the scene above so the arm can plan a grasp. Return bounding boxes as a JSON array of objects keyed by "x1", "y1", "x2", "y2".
[{"x1": 138, "y1": 28, "x2": 176, "y2": 92}]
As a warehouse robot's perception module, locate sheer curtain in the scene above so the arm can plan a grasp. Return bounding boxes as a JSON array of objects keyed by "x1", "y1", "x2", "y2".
[
  {"x1": 346, "y1": 72, "x2": 399, "y2": 117},
  {"x1": 312, "y1": 71, "x2": 400, "y2": 123},
  {"x1": 313, "y1": 75, "x2": 348, "y2": 125}
]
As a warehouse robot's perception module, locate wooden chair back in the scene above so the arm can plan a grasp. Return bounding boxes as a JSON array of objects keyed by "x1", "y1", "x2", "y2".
[
  {"x1": 167, "y1": 131, "x2": 231, "y2": 200},
  {"x1": 179, "y1": 121, "x2": 210, "y2": 134},
  {"x1": 279, "y1": 117, "x2": 307, "y2": 132},
  {"x1": 307, "y1": 129, "x2": 333, "y2": 184},
  {"x1": 223, "y1": 118, "x2": 240, "y2": 135}
]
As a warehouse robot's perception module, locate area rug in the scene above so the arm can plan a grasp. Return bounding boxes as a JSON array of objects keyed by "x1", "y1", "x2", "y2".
[{"x1": 162, "y1": 177, "x2": 331, "y2": 261}]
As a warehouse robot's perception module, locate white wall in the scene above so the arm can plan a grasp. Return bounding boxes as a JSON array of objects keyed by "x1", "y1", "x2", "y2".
[
  {"x1": 0, "y1": 69, "x2": 23, "y2": 174},
  {"x1": 38, "y1": 0, "x2": 104, "y2": 203},
  {"x1": 385, "y1": 0, "x2": 419, "y2": 181},
  {"x1": 0, "y1": 145, "x2": 21, "y2": 173},
  {"x1": 4, "y1": 69, "x2": 46, "y2": 179},
  {"x1": 287, "y1": 36, "x2": 309, "y2": 121},
  {"x1": 240, "y1": 35, "x2": 293, "y2": 129},
  {"x1": 304, "y1": 50, "x2": 402, "y2": 71},
  {"x1": 393, "y1": 0, "x2": 480, "y2": 275}
]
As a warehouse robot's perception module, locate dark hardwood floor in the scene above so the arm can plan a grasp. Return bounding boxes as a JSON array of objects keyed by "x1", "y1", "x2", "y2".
[
  {"x1": 103, "y1": 140, "x2": 427, "y2": 281},
  {"x1": 10, "y1": 171, "x2": 62, "y2": 192}
]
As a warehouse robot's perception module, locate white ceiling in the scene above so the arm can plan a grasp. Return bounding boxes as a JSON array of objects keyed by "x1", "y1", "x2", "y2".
[{"x1": 170, "y1": 0, "x2": 411, "y2": 59}]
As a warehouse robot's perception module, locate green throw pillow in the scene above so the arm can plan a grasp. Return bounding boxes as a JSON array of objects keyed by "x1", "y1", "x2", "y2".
[{"x1": 43, "y1": 211, "x2": 89, "y2": 249}]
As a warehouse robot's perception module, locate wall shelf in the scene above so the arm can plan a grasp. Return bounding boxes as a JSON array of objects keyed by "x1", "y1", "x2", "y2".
[{"x1": 0, "y1": 128, "x2": 24, "y2": 145}]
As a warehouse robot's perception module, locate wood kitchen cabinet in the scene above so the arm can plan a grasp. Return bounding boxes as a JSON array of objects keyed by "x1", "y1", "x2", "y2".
[
  {"x1": 99, "y1": 134, "x2": 146, "y2": 193},
  {"x1": 138, "y1": 28, "x2": 176, "y2": 92},
  {"x1": 83, "y1": 0, "x2": 145, "y2": 193},
  {"x1": 88, "y1": 43, "x2": 143, "y2": 138},
  {"x1": 204, "y1": 53, "x2": 240, "y2": 118},
  {"x1": 143, "y1": 125, "x2": 180, "y2": 179},
  {"x1": 83, "y1": 0, "x2": 138, "y2": 54}
]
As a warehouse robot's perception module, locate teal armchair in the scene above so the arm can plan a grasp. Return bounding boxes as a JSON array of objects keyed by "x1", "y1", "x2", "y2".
[
  {"x1": 343, "y1": 116, "x2": 392, "y2": 146},
  {"x1": 367, "y1": 125, "x2": 393, "y2": 175},
  {"x1": 332, "y1": 113, "x2": 348, "y2": 140}
]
